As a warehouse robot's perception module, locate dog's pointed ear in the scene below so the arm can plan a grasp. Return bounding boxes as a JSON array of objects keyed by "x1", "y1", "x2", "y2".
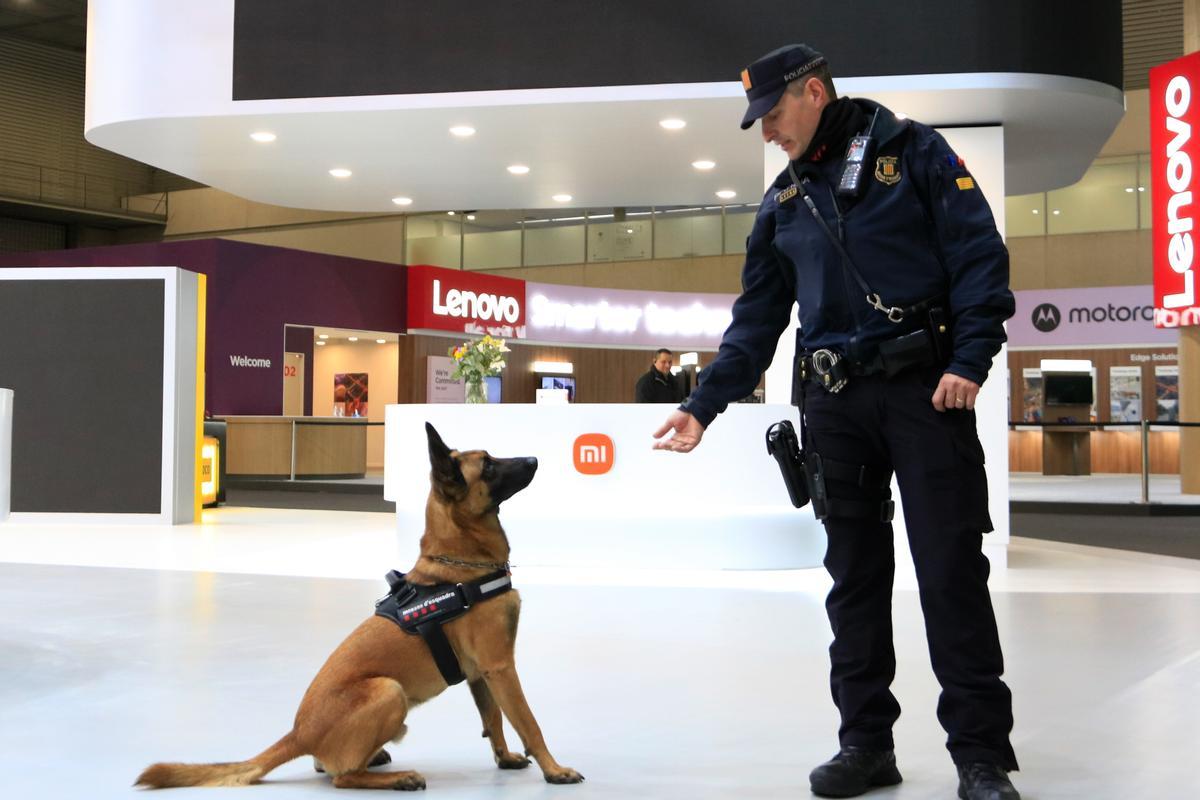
[{"x1": 426, "y1": 422, "x2": 465, "y2": 496}]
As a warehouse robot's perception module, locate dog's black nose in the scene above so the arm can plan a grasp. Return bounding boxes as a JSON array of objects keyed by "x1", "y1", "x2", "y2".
[{"x1": 524, "y1": 457, "x2": 538, "y2": 470}]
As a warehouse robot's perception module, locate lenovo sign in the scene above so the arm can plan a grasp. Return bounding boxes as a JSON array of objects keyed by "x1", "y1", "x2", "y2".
[
  {"x1": 1151, "y1": 52, "x2": 1200, "y2": 328},
  {"x1": 407, "y1": 264, "x2": 526, "y2": 338}
]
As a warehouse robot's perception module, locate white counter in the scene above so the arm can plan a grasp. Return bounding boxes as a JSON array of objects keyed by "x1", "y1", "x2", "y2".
[{"x1": 384, "y1": 403, "x2": 826, "y2": 569}]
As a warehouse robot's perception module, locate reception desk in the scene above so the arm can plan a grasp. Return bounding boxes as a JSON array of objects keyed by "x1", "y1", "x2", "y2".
[
  {"x1": 224, "y1": 416, "x2": 367, "y2": 478},
  {"x1": 384, "y1": 404, "x2": 826, "y2": 570}
]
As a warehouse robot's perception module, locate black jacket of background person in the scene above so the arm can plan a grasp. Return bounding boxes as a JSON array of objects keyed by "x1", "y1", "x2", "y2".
[
  {"x1": 635, "y1": 366, "x2": 685, "y2": 403},
  {"x1": 681, "y1": 98, "x2": 1016, "y2": 427}
]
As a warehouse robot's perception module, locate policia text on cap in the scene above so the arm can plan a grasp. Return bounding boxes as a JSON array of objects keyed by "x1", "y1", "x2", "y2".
[{"x1": 651, "y1": 45, "x2": 1020, "y2": 800}]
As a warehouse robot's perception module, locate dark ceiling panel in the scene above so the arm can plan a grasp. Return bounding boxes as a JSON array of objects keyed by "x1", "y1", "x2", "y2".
[{"x1": 233, "y1": 0, "x2": 1125, "y2": 101}]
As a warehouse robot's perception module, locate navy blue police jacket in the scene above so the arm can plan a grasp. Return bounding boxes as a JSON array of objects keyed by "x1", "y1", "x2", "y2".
[{"x1": 682, "y1": 99, "x2": 1015, "y2": 428}]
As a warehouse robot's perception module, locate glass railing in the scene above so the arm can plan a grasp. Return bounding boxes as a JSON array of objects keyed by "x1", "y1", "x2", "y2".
[
  {"x1": 1005, "y1": 154, "x2": 1151, "y2": 238},
  {"x1": 0, "y1": 157, "x2": 168, "y2": 220},
  {"x1": 403, "y1": 205, "x2": 761, "y2": 269}
]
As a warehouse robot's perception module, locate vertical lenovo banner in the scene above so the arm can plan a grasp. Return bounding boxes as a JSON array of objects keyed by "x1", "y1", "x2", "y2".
[{"x1": 1151, "y1": 52, "x2": 1200, "y2": 328}]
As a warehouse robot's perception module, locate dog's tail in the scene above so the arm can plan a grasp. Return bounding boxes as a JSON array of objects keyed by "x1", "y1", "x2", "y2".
[{"x1": 134, "y1": 730, "x2": 304, "y2": 789}]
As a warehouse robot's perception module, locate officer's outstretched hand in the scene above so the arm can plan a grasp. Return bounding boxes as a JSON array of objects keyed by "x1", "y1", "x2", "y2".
[
  {"x1": 932, "y1": 372, "x2": 981, "y2": 412},
  {"x1": 652, "y1": 409, "x2": 705, "y2": 453}
]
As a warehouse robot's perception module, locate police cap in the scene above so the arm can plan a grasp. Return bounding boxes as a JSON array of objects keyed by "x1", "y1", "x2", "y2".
[{"x1": 739, "y1": 44, "x2": 827, "y2": 130}]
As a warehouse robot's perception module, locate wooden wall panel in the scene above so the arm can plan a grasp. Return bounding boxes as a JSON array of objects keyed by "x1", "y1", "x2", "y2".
[
  {"x1": 1008, "y1": 429, "x2": 1179, "y2": 474},
  {"x1": 397, "y1": 333, "x2": 734, "y2": 405}
]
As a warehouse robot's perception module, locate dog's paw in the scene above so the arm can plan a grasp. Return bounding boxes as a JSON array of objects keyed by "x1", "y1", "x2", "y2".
[
  {"x1": 369, "y1": 749, "x2": 393, "y2": 768},
  {"x1": 390, "y1": 771, "x2": 426, "y2": 791},
  {"x1": 496, "y1": 751, "x2": 531, "y2": 770},
  {"x1": 544, "y1": 767, "x2": 584, "y2": 784}
]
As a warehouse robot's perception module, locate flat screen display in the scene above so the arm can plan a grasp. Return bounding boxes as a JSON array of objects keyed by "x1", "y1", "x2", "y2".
[
  {"x1": 484, "y1": 375, "x2": 502, "y2": 404},
  {"x1": 539, "y1": 375, "x2": 575, "y2": 402},
  {"x1": 1044, "y1": 373, "x2": 1093, "y2": 405}
]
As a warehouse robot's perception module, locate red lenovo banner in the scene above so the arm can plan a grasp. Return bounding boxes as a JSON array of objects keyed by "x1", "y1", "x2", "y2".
[
  {"x1": 406, "y1": 264, "x2": 527, "y2": 338},
  {"x1": 1151, "y1": 52, "x2": 1200, "y2": 328}
]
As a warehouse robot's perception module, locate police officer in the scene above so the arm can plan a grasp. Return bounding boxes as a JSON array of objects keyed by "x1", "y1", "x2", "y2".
[{"x1": 652, "y1": 45, "x2": 1019, "y2": 800}]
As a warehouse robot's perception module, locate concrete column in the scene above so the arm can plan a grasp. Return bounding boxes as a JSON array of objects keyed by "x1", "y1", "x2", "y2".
[{"x1": 0, "y1": 388, "x2": 12, "y2": 521}]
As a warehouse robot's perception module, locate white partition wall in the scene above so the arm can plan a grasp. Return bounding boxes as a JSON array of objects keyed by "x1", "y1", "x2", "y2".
[
  {"x1": 0, "y1": 267, "x2": 202, "y2": 524},
  {"x1": 385, "y1": 403, "x2": 825, "y2": 570},
  {"x1": 762, "y1": 125, "x2": 1010, "y2": 564}
]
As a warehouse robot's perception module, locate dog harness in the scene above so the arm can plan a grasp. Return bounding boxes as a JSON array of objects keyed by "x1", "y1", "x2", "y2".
[{"x1": 374, "y1": 568, "x2": 513, "y2": 685}]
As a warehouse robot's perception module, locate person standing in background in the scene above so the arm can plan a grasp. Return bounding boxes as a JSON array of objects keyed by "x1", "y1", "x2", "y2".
[{"x1": 635, "y1": 348, "x2": 686, "y2": 403}]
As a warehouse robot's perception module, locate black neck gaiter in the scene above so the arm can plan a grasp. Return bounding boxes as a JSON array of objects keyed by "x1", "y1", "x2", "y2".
[{"x1": 797, "y1": 97, "x2": 867, "y2": 164}]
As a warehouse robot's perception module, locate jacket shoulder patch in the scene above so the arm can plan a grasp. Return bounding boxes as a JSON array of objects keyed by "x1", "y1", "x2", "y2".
[{"x1": 776, "y1": 184, "x2": 798, "y2": 204}]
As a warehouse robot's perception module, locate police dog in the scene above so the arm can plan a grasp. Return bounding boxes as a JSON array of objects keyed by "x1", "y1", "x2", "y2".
[{"x1": 136, "y1": 423, "x2": 583, "y2": 790}]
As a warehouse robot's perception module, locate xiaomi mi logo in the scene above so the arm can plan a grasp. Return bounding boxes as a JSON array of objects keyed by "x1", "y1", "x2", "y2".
[{"x1": 573, "y1": 434, "x2": 614, "y2": 475}]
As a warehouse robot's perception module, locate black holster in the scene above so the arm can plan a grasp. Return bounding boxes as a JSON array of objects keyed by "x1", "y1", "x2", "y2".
[{"x1": 765, "y1": 420, "x2": 810, "y2": 509}]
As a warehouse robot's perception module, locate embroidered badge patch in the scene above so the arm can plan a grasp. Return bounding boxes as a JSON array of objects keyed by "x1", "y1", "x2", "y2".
[
  {"x1": 875, "y1": 156, "x2": 901, "y2": 185},
  {"x1": 956, "y1": 176, "x2": 976, "y2": 191},
  {"x1": 776, "y1": 184, "x2": 798, "y2": 204}
]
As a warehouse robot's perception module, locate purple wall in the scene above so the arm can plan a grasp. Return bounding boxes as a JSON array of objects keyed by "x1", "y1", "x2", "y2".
[{"x1": 0, "y1": 240, "x2": 407, "y2": 415}]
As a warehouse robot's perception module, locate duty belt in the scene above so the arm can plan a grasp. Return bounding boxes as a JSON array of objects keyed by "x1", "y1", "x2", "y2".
[
  {"x1": 374, "y1": 568, "x2": 513, "y2": 685},
  {"x1": 796, "y1": 326, "x2": 944, "y2": 395}
]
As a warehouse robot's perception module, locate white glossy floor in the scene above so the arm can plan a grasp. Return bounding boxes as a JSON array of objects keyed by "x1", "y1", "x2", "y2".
[
  {"x1": 2, "y1": 507, "x2": 1199, "y2": 799},
  {"x1": 1009, "y1": 472, "x2": 1200, "y2": 506}
]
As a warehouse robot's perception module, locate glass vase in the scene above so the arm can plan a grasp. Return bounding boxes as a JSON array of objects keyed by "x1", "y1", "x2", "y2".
[{"x1": 465, "y1": 377, "x2": 488, "y2": 404}]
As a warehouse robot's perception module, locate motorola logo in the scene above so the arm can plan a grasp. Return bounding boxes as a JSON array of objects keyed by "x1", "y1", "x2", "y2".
[{"x1": 1031, "y1": 303, "x2": 1061, "y2": 332}]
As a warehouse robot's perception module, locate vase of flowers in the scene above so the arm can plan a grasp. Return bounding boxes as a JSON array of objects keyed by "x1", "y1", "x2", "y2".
[{"x1": 449, "y1": 335, "x2": 509, "y2": 404}]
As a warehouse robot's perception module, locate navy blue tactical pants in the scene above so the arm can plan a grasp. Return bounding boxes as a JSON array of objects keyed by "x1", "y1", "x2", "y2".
[{"x1": 802, "y1": 365, "x2": 1018, "y2": 771}]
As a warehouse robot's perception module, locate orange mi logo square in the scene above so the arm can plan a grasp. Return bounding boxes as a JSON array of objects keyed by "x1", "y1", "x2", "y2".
[{"x1": 573, "y1": 433, "x2": 614, "y2": 475}]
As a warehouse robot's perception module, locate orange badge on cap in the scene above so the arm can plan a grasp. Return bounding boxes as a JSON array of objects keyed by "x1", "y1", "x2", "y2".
[{"x1": 741, "y1": 69, "x2": 753, "y2": 90}]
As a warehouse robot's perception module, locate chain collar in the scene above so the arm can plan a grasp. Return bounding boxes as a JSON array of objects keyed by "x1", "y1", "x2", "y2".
[{"x1": 427, "y1": 554, "x2": 511, "y2": 572}]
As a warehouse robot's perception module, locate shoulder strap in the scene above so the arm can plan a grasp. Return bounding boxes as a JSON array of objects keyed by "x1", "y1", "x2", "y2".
[{"x1": 787, "y1": 162, "x2": 909, "y2": 325}]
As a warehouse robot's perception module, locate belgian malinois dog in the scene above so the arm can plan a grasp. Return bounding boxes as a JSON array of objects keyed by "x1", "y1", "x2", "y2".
[{"x1": 136, "y1": 423, "x2": 583, "y2": 790}]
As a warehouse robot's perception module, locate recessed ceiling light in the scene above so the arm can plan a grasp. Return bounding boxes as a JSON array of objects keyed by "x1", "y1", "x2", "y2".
[
  {"x1": 507, "y1": 164, "x2": 530, "y2": 175},
  {"x1": 315, "y1": 340, "x2": 326, "y2": 346},
  {"x1": 1032, "y1": 209, "x2": 1040, "y2": 215},
  {"x1": 348, "y1": 336, "x2": 359, "y2": 342},
  {"x1": 466, "y1": 214, "x2": 476, "y2": 221},
  {"x1": 447, "y1": 211, "x2": 456, "y2": 216},
  {"x1": 449, "y1": 125, "x2": 476, "y2": 137},
  {"x1": 329, "y1": 168, "x2": 352, "y2": 178},
  {"x1": 1125, "y1": 187, "x2": 1134, "y2": 193},
  {"x1": 626, "y1": 228, "x2": 634, "y2": 234},
  {"x1": 552, "y1": 194, "x2": 573, "y2": 203},
  {"x1": 318, "y1": 334, "x2": 329, "y2": 339},
  {"x1": 895, "y1": 113, "x2": 908, "y2": 120},
  {"x1": 660, "y1": 118, "x2": 686, "y2": 130},
  {"x1": 1138, "y1": 186, "x2": 1146, "y2": 192},
  {"x1": 692, "y1": 160, "x2": 716, "y2": 170},
  {"x1": 376, "y1": 338, "x2": 386, "y2": 344},
  {"x1": 1052, "y1": 209, "x2": 1061, "y2": 215},
  {"x1": 392, "y1": 196, "x2": 413, "y2": 206},
  {"x1": 250, "y1": 131, "x2": 276, "y2": 143},
  {"x1": 716, "y1": 189, "x2": 737, "y2": 200}
]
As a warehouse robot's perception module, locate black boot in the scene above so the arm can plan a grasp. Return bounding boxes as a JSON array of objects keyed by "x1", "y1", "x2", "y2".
[
  {"x1": 956, "y1": 762, "x2": 1020, "y2": 800},
  {"x1": 809, "y1": 747, "x2": 902, "y2": 797}
]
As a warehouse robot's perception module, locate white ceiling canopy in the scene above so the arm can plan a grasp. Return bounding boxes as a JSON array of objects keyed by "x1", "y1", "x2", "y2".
[{"x1": 85, "y1": 1, "x2": 1125, "y2": 213}]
